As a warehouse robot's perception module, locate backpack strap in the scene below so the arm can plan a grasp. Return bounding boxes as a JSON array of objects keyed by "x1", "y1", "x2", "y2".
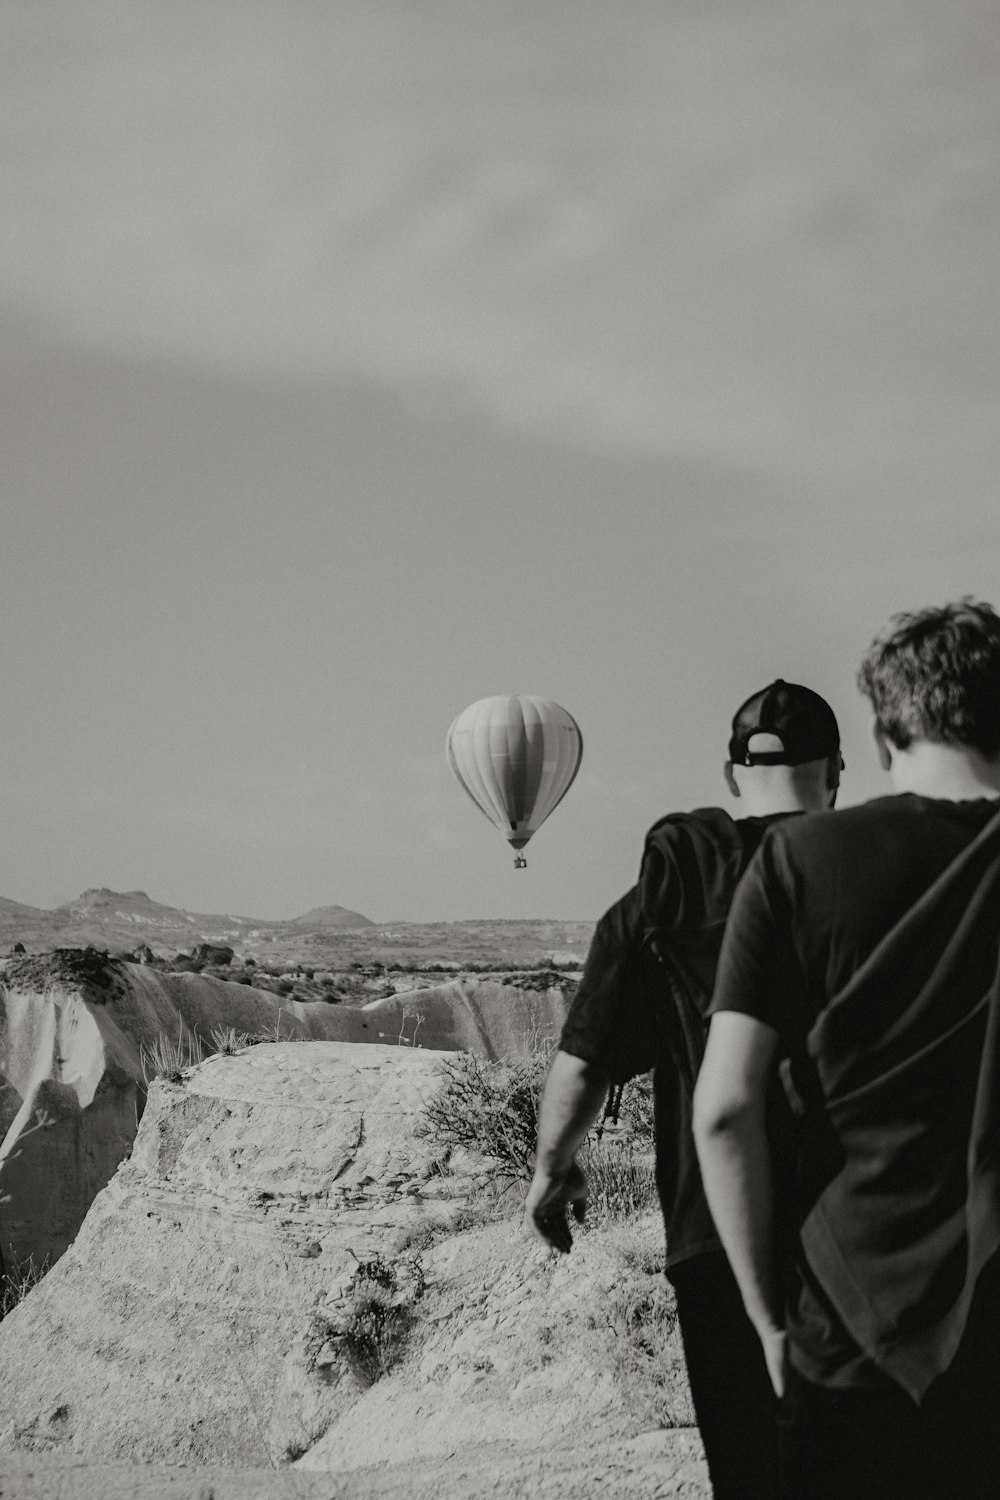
[
  {"x1": 641, "y1": 929, "x2": 711, "y2": 1095},
  {"x1": 594, "y1": 1081, "x2": 626, "y2": 1141}
]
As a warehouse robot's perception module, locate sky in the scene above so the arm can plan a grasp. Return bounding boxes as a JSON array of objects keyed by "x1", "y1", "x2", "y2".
[{"x1": 2, "y1": 0, "x2": 999, "y2": 923}]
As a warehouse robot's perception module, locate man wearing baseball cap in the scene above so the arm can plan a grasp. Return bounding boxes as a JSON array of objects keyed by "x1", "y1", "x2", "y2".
[{"x1": 525, "y1": 677, "x2": 842, "y2": 1500}]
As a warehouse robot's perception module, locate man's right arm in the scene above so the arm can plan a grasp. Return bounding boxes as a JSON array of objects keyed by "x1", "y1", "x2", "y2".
[
  {"x1": 524, "y1": 1049, "x2": 609, "y2": 1253},
  {"x1": 526, "y1": 880, "x2": 658, "y2": 1252},
  {"x1": 693, "y1": 1012, "x2": 787, "y2": 1394},
  {"x1": 695, "y1": 829, "x2": 806, "y2": 1396}
]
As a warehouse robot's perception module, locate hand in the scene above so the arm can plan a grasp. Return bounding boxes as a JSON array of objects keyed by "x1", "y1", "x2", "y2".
[
  {"x1": 758, "y1": 1324, "x2": 789, "y2": 1399},
  {"x1": 524, "y1": 1158, "x2": 589, "y2": 1253}
]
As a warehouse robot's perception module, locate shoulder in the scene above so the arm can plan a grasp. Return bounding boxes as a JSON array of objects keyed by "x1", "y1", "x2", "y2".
[
  {"x1": 643, "y1": 806, "x2": 740, "y2": 860},
  {"x1": 746, "y1": 798, "x2": 935, "y2": 909},
  {"x1": 640, "y1": 807, "x2": 766, "y2": 934},
  {"x1": 641, "y1": 808, "x2": 744, "y2": 898},
  {"x1": 762, "y1": 796, "x2": 916, "y2": 863}
]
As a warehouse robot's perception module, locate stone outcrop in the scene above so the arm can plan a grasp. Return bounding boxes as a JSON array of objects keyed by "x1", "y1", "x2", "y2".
[
  {"x1": 0, "y1": 960, "x2": 569, "y2": 1271},
  {"x1": 190, "y1": 943, "x2": 235, "y2": 967},
  {"x1": 0, "y1": 1041, "x2": 699, "y2": 1489},
  {"x1": 355, "y1": 977, "x2": 568, "y2": 1057},
  {"x1": 0, "y1": 1042, "x2": 487, "y2": 1465}
]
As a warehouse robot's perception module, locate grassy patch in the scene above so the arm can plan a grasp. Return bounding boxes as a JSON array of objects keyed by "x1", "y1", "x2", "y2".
[
  {"x1": 139, "y1": 1014, "x2": 304, "y2": 1084},
  {"x1": 579, "y1": 1138, "x2": 658, "y2": 1224},
  {"x1": 139, "y1": 1019, "x2": 205, "y2": 1084},
  {"x1": 0, "y1": 1252, "x2": 49, "y2": 1322},
  {"x1": 208, "y1": 1025, "x2": 255, "y2": 1055},
  {"x1": 606, "y1": 1264, "x2": 692, "y2": 1429}
]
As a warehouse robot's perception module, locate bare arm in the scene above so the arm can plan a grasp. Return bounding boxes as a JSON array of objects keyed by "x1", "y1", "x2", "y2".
[
  {"x1": 524, "y1": 1049, "x2": 609, "y2": 1253},
  {"x1": 692, "y1": 1011, "x2": 787, "y2": 1395}
]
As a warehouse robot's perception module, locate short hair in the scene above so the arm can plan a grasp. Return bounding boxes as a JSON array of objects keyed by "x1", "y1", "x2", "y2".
[{"x1": 857, "y1": 598, "x2": 1000, "y2": 755}]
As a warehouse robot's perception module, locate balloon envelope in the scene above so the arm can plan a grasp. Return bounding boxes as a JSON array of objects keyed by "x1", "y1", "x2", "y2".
[{"x1": 446, "y1": 695, "x2": 583, "y2": 857}]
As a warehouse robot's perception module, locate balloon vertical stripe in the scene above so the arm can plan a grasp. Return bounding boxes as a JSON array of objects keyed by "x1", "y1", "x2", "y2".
[
  {"x1": 505, "y1": 695, "x2": 529, "y2": 824},
  {"x1": 518, "y1": 696, "x2": 547, "y2": 823}
]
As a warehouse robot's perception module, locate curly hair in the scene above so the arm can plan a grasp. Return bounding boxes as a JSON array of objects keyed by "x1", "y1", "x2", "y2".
[{"x1": 857, "y1": 598, "x2": 1000, "y2": 755}]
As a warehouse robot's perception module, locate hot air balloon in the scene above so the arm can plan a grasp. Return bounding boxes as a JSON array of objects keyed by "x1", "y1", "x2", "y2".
[{"x1": 446, "y1": 695, "x2": 583, "y2": 868}]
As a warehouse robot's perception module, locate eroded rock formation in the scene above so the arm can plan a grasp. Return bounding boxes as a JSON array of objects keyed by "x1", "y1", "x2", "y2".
[
  {"x1": 0, "y1": 1041, "x2": 697, "y2": 1486},
  {"x1": 0, "y1": 958, "x2": 569, "y2": 1270}
]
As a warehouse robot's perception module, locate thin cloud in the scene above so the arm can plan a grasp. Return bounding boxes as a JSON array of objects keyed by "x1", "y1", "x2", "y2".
[{"x1": 2, "y1": 2, "x2": 998, "y2": 470}]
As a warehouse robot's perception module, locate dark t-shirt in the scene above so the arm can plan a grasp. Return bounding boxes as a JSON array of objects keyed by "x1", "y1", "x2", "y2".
[
  {"x1": 560, "y1": 807, "x2": 792, "y2": 1271},
  {"x1": 711, "y1": 793, "x2": 1000, "y2": 1385}
]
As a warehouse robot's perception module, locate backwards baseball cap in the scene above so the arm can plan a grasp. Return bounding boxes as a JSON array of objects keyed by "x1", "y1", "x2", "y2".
[{"x1": 728, "y1": 680, "x2": 841, "y2": 767}]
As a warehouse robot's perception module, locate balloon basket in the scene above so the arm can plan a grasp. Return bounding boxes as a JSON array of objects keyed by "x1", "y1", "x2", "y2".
[{"x1": 514, "y1": 854, "x2": 527, "y2": 869}]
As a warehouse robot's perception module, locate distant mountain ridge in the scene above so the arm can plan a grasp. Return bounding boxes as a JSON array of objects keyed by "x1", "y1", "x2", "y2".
[
  {"x1": 0, "y1": 890, "x2": 593, "y2": 966},
  {"x1": 0, "y1": 888, "x2": 376, "y2": 958}
]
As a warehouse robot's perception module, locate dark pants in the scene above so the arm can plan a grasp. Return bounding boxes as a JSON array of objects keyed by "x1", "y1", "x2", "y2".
[
  {"x1": 776, "y1": 1365, "x2": 1000, "y2": 1500},
  {"x1": 777, "y1": 1262, "x2": 1000, "y2": 1500},
  {"x1": 669, "y1": 1252, "x2": 779, "y2": 1500}
]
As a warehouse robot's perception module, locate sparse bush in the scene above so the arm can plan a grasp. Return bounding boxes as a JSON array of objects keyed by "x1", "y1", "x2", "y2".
[
  {"x1": 418, "y1": 1048, "x2": 551, "y2": 1180},
  {"x1": 606, "y1": 1268, "x2": 690, "y2": 1429},
  {"x1": 139, "y1": 1020, "x2": 204, "y2": 1083},
  {"x1": 318, "y1": 1250, "x2": 426, "y2": 1387},
  {"x1": 498, "y1": 969, "x2": 578, "y2": 997},
  {"x1": 0, "y1": 1253, "x2": 50, "y2": 1322},
  {"x1": 578, "y1": 1138, "x2": 657, "y2": 1224},
  {"x1": 208, "y1": 1025, "x2": 254, "y2": 1056},
  {"x1": 615, "y1": 1072, "x2": 656, "y2": 1141}
]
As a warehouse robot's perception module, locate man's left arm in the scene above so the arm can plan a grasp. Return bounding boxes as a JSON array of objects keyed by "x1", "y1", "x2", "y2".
[{"x1": 693, "y1": 1011, "x2": 786, "y2": 1394}]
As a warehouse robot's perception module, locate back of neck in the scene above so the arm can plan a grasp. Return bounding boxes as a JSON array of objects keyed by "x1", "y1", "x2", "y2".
[{"x1": 889, "y1": 742, "x2": 1000, "y2": 801}]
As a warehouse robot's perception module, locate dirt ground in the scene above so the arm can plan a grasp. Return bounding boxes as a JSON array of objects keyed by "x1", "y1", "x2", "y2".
[{"x1": 0, "y1": 1428, "x2": 709, "y2": 1500}]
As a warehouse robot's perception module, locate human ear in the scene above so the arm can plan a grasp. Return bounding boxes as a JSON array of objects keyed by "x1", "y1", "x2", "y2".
[{"x1": 872, "y1": 722, "x2": 892, "y2": 772}]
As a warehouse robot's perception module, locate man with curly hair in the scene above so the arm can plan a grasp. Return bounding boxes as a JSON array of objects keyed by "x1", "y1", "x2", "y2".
[{"x1": 695, "y1": 599, "x2": 1000, "y2": 1499}]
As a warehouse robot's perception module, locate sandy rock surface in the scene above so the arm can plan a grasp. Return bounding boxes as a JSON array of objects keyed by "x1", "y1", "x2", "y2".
[
  {"x1": 0, "y1": 1041, "x2": 707, "y2": 1497},
  {"x1": 0, "y1": 964, "x2": 569, "y2": 1268}
]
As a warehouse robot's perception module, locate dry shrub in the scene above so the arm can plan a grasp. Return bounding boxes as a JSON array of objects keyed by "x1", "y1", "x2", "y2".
[
  {"x1": 418, "y1": 1048, "x2": 551, "y2": 1180},
  {"x1": 208, "y1": 1025, "x2": 254, "y2": 1055},
  {"x1": 615, "y1": 1072, "x2": 655, "y2": 1140},
  {"x1": 139, "y1": 1020, "x2": 205, "y2": 1084},
  {"x1": 140, "y1": 1017, "x2": 292, "y2": 1084},
  {"x1": 336, "y1": 1251, "x2": 426, "y2": 1386},
  {"x1": 0, "y1": 1252, "x2": 49, "y2": 1322},
  {"x1": 579, "y1": 1138, "x2": 658, "y2": 1224},
  {"x1": 606, "y1": 1261, "x2": 691, "y2": 1429},
  {"x1": 420, "y1": 1050, "x2": 655, "y2": 1205}
]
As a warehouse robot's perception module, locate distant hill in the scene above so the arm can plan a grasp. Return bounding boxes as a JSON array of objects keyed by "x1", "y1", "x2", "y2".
[
  {"x1": 0, "y1": 888, "x2": 377, "y2": 960},
  {"x1": 291, "y1": 904, "x2": 375, "y2": 929},
  {"x1": 0, "y1": 890, "x2": 593, "y2": 966}
]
